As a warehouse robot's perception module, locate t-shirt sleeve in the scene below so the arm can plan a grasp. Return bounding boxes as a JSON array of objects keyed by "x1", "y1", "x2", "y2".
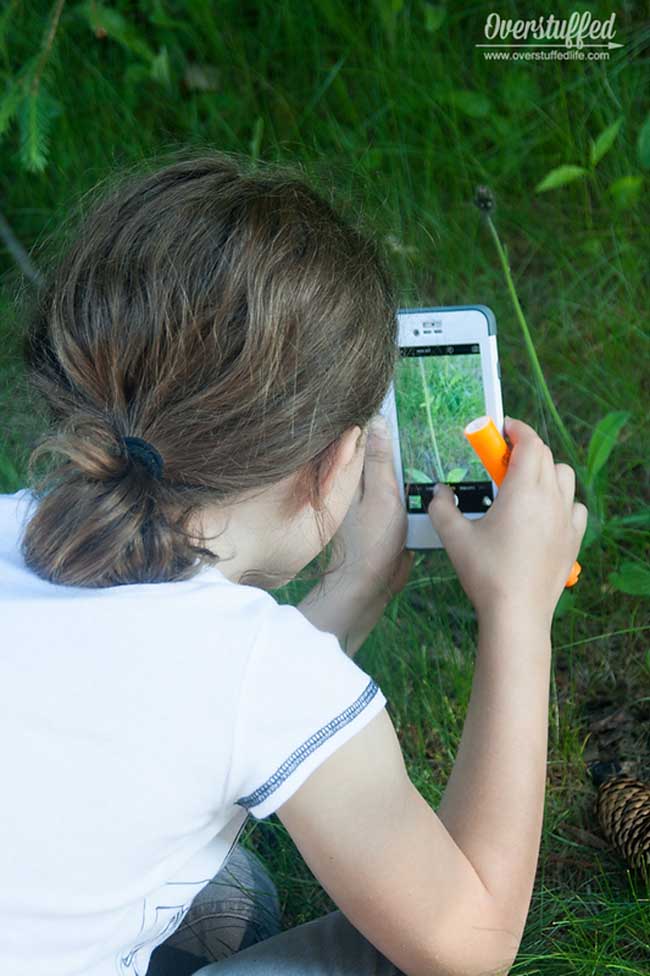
[{"x1": 228, "y1": 600, "x2": 387, "y2": 821}]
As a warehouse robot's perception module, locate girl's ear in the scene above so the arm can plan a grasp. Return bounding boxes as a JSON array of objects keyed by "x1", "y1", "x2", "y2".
[
  {"x1": 288, "y1": 425, "x2": 363, "y2": 516},
  {"x1": 337, "y1": 425, "x2": 365, "y2": 469},
  {"x1": 319, "y1": 425, "x2": 363, "y2": 499},
  {"x1": 357, "y1": 423, "x2": 370, "y2": 452}
]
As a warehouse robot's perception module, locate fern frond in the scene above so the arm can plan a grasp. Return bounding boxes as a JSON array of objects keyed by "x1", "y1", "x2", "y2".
[{"x1": 17, "y1": 84, "x2": 61, "y2": 173}]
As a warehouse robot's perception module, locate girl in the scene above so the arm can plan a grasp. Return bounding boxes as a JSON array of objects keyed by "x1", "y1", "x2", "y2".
[{"x1": 1, "y1": 150, "x2": 586, "y2": 976}]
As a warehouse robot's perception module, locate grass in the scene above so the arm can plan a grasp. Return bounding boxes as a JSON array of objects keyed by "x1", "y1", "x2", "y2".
[
  {"x1": 396, "y1": 349, "x2": 487, "y2": 485},
  {"x1": 1, "y1": 0, "x2": 650, "y2": 971}
]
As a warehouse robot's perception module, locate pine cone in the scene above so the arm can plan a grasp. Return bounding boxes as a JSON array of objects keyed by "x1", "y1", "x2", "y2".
[{"x1": 596, "y1": 774, "x2": 650, "y2": 870}]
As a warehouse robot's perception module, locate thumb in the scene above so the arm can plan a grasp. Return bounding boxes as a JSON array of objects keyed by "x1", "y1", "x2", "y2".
[
  {"x1": 427, "y1": 484, "x2": 466, "y2": 546},
  {"x1": 364, "y1": 415, "x2": 396, "y2": 477}
]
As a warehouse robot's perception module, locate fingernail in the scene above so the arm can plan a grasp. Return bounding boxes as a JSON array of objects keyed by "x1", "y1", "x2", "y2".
[{"x1": 432, "y1": 483, "x2": 441, "y2": 496}]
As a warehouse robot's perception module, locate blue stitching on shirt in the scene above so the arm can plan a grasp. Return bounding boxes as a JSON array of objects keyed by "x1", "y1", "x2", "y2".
[{"x1": 235, "y1": 678, "x2": 382, "y2": 812}]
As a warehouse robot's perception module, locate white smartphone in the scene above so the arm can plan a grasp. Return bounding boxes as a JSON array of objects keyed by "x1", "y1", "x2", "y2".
[{"x1": 379, "y1": 305, "x2": 505, "y2": 550}]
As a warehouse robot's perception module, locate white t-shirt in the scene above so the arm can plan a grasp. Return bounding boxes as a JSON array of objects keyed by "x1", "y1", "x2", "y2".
[{"x1": 0, "y1": 489, "x2": 387, "y2": 976}]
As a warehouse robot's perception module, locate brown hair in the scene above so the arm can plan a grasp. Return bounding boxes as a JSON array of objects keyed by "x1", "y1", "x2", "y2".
[{"x1": 18, "y1": 149, "x2": 398, "y2": 588}]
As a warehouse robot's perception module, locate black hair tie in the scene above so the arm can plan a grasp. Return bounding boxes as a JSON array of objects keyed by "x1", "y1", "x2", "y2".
[{"x1": 122, "y1": 436, "x2": 165, "y2": 481}]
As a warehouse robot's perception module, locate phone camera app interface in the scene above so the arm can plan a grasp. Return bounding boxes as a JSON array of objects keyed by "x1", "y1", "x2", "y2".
[{"x1": 396, "y1": 342, "x2": 495, "y2": 515}]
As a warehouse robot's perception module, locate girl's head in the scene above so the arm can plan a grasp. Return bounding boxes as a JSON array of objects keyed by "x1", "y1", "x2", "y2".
[{"x1": 19, "y1": 150, "x2": 398, "y2": 589}]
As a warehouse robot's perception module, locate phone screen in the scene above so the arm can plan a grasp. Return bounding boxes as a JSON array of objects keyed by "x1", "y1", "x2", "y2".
[{"x1": 395, "y1": 342, "x2": 495, "y2": 515}]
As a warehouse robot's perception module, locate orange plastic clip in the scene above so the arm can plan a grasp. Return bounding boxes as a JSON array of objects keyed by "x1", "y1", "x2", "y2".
[{"x1": 464, "y1": 415, "x2": 581, "y2": 588}]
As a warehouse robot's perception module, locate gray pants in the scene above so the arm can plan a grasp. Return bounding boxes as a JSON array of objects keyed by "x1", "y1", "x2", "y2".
[
  {"x1": 194, "y1": 908, "x2": 406, "y2": 975},
  {"x1": 148, "y1": 844, "x2": 404, "y2": 975}
]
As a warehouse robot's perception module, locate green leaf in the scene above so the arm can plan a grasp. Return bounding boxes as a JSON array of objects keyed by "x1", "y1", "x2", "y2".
[
  {"x1": 638, "y1": 114, "x2": 650, "y2": 170},
  {"x1": 446, "y1": 467, "x2": 467, "y2": 481},
  {"x1": 0, "y1": 79, "x2": 23, "y2": 139},
  {"x1": 586, "y1": 410, "x2": 630, "y2": 484},
  {"x1": 150, "y1": 45, "x2": 171, "y2": 88},
  {"x1": 447, "y1": 89, "x2": 492, "y2": 118},
  {"x1": 535, "y1": 165, "x2": 588, "y2": 193},
  {"x1": 608, "y1": 561, "x2": 650, "y2": 596},
  {"x1": 17, "y1": 86, "x2": 61, "y2": 173},
  {"x1": 590, "y1": 117, "x2": 623, "y2": 168},
  {"x1": 405, "y1": 467, "x2": 432, "y2": 484},
  {"x1": 424, "y1": 4, "x2": 446, "y2": 32},
  {"x1": 608, "y1": 175, "x2": 643, "y2": 208}
]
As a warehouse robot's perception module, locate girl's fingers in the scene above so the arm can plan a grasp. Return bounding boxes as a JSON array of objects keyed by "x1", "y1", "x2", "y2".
[
  {"x1": 364, "y1": 416, "x2": 396, "y2": 485},
  {"x1": 554, "y1": 462, "x2": 576, "y2": 506},
  {"x1": 538, "y1": 443, "x2": 556, "y2": 486},
  {"x1": 504, "y1": 418, "x2": 546, "y2": 485}
]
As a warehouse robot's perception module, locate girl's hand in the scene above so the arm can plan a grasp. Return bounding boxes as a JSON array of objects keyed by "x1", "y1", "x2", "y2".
[
  {"x1": 427, "y1": 416, "x2": 588, "y2": 627},
  {"x1": 328, "y1": 415, "x2": 415, "y2": 604}
]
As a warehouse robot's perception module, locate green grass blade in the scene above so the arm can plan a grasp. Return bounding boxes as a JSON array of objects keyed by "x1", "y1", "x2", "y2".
[{"x1": 585, "y1": 410, "x2": 630, "y2": 485}]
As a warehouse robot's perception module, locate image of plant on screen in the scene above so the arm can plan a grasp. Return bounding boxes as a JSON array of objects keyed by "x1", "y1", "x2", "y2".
[{"x1": 395, "y1": 353, "x2": 486, "y2": 486}]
